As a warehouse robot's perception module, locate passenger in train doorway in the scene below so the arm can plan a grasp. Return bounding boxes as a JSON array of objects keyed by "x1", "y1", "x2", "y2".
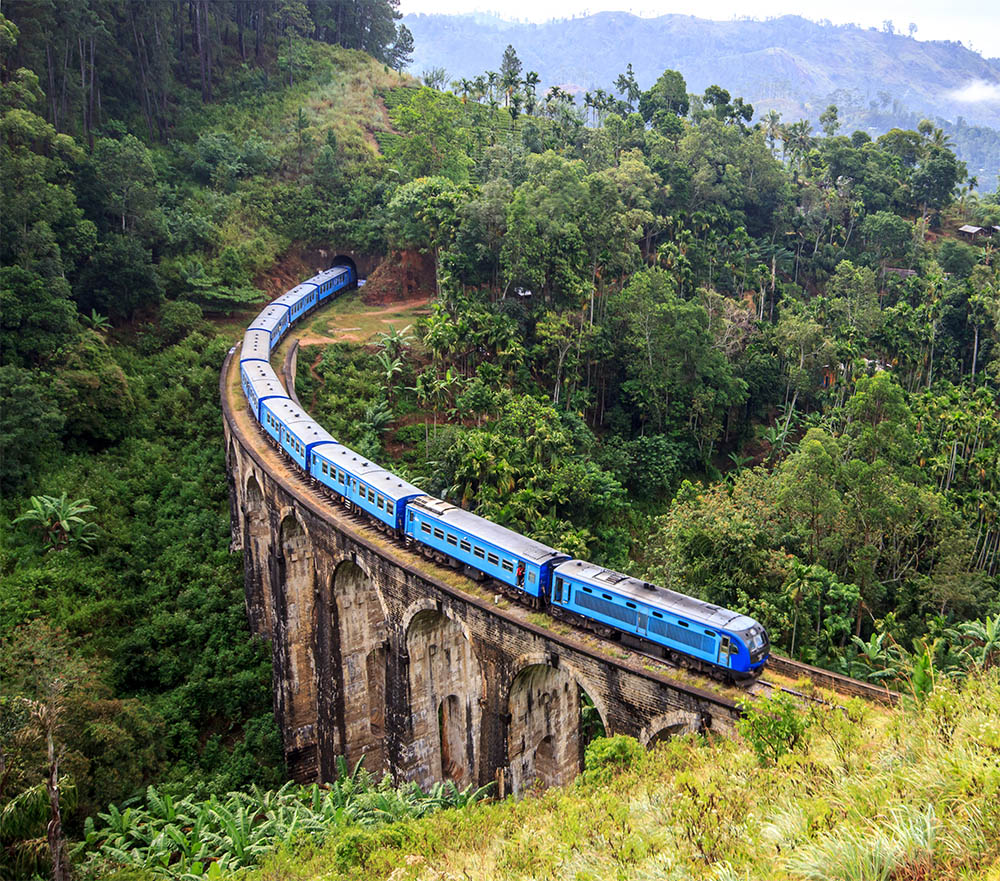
[{"x1": 516, "y1": 561, "x2": 525, "y2": 588}]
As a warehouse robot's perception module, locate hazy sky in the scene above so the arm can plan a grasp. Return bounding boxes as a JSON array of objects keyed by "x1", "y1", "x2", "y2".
[{"x1": 399, "y1": 0, "x2": 1000, "y2": 60}]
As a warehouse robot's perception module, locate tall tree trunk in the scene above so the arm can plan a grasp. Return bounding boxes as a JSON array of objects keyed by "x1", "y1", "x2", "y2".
[
  {"x1": 46, "y1": 43, "x2": 58, "y2": 129},
  {"x1": 195, "y1": 0, "x2": 208, "y2": 102},
  {"x1": 78, "y1": 37, "x2": 88, "y2": 137},
  {"x1": 971, "y1": 323, "x2": 979, "y2": 385},
  {"x1": 88, "y1": 36, "x2": 97, "y2": 149},
  {"x1": 44, "y1": 725, "x2": 67, "y2": 881}
]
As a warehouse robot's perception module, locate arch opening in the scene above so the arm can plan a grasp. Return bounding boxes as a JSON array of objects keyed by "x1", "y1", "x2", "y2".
[
  {"x1": 506, "y1": 663, "x2": 581, "y2": 795},
  {"x1": 579, "y1": 687, "x2": 607, "y2": 752},
  {"x1": 438, "y1": 695, "x2": 467, "y2": 784},
  {"x1": 642, "y1": 711, "x2": 702, "y2": 749}
]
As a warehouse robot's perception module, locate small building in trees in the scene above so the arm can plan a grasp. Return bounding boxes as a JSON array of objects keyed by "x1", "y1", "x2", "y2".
[{"x1": 958, "y1": 224, "x2": 985, "y2": 240}]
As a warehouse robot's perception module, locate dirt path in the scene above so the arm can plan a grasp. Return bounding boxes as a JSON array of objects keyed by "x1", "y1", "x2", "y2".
[{"x1": 295, "y1": 295, "x2": 432, "y2": 347}]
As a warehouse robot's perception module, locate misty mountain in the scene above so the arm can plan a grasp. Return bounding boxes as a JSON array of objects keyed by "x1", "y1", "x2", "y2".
[{"x1": 403, "y1": 12, "x2": 1000, "y2": 186}]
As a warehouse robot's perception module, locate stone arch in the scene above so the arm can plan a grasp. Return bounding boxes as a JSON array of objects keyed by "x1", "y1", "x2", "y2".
[
  {"x1": 277, "y1": 512, "x2": 319, "y2": 780},
  {"x1": 242, "y1": 473, "x2": 273, "y2": 637},
  {"x1": 558, "y1": 661, "x2": 610, "y2": 747},
  {"x1": 640, "y1": 710, "x2": 703, "y2": 748},
  {"x1": 506, "y1": 660, "x2": 581, "y2": 794},
  {"x1": 331, "y1": 559, "x2": 388, "y2": 775},
  {"x1": 404, "y1": 605, "x2": 482, "y2": 788}
]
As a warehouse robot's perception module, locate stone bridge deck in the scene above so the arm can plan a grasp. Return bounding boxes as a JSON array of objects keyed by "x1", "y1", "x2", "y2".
[{"x1": 222, "y1": 342, "x2": 744, "y2": 795}]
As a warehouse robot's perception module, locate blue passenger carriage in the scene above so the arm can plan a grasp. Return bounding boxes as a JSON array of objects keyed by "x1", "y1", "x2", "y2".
[
  {"x1": 404, "y1": 497, "x2": 569, "y2": 600},
  {"x1": 272, "y1": 281, "x2": 320, "y2": 322},
  {"x1": 311, "y1": 266, "x2": 354, "y2": 302},
  {"x1": 260, "y1": 399, "x2": 337, "y2": 469},
  {"x1": 248, "y1": 303, "x2": 291, "y2": 347},
  {"x1": 551, "y1": 561, "x2": 769, "y2": 678},
  {"x1": 242, "y1": 362, "x2": 288, "y2": 421},
  {"x1": 311, "y1": 444, "x2": 422, "y2": 531},
  {"x1": 241, "y1": 328, "x2": 273, "y2": 364}
]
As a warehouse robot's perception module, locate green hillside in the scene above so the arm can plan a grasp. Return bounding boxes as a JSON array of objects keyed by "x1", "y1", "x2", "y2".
[{"x1": 403, "y1": 12, "x2": 1000, "y2": 186}]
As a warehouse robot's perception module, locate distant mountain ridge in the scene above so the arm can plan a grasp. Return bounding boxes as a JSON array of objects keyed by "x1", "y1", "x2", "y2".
[{"x1": 403, "y1": 12, "x2": 1000, "y2": 185}]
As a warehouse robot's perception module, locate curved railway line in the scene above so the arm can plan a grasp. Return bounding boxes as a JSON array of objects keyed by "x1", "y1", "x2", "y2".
[{"x1": 227, "y1": 312, "x2": 902, "y2": 713}]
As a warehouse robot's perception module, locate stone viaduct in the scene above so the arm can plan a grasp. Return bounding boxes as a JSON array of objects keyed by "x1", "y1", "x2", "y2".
[{"x1": 222, "y1": 347, "x2": 741, "y2": 796}]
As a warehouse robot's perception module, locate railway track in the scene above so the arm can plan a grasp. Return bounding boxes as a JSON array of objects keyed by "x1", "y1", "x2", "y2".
[{"x1": 269, "y1": 330, "x2": 902, "y2": 712}]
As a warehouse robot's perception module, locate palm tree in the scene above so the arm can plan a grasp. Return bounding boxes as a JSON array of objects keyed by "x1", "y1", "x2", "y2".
[
  {"x1": 763, "y1": 109, "x2": 782, "y2": 156},
  {"x1": 523, "y1": 71, "x2": 540, "y2": 116},
  {"x1": 82, "y1": 309, "x2": 111, "y2": 333},
  {"x1": 959, "y1": 614, "x2": 1000, "y2": 670},
  {"x1": 375, "y1": 350, "x2": 403, "y2": 403},
  {"x1": 375, "y1": 324, "x2": 414, "y2": 359}
]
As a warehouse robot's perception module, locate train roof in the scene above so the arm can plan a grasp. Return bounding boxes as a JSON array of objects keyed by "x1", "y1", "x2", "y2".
[
  {"x1": 242, "y1": 328, "x2": 272, "y2": 362},
  {"x1": 309, "y1": 266, "x2": 351, "y2": 285},
  {"x1": 249, "y1": 304, "x2": 289, "y2": 332},
  {"x1": 247, "y1": 371, "x2": 287, "y2": 403},
  {"x1": 554, "y1": 559, "x2": 754, "y2": 632},
  {"x1": 409, "y1": 496, "x2": 568, "y2": 565},
  {"x1": 313, "y1": 445, "x2": 424, "y2": 501},
  {"x1": 272, "y1": 282, "x2": 318, "y2": 309},
  {"x1": 242, "y1": 360, "x2": 281, "y2": 385}
]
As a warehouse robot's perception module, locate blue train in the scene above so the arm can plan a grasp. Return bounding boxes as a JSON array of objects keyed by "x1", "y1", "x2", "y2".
[{"x1": 238, "y1": 264, "x2": 770, "y2": 680}]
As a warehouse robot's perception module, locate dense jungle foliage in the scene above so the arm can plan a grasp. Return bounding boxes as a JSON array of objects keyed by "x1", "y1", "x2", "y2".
[{"x1": 2, "y1": 1, "x2": 1000, "y2": 878}]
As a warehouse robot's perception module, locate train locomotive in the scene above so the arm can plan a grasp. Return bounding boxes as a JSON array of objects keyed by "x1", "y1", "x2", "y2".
[{"x1": 238, "y1": 264, "x2": 770, "y2": 681}]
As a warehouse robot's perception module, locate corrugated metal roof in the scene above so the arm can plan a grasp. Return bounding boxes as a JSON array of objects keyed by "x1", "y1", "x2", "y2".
[
  {"x1": 409, "y1": 496, "x2": 567, "y2": 563},
  {"x1": 554, "y1": 559, "x2": 754, "y2": 632}
]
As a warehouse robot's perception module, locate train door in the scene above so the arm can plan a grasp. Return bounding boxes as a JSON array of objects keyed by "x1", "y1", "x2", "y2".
[
  {"x1": 719, "y1": 636, "x2": 731, "y2": 667},
  {"x1": 636, "y1": 610, "x2": 648, "y2": 637}
]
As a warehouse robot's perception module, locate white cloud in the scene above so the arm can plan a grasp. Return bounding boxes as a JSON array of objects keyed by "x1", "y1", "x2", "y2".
[{"x1": 947, "y1": 80, "x2": 1000, "y2": 103}]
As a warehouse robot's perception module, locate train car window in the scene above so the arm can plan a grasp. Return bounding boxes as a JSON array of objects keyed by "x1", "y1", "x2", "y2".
[
  {"x1": 386, "y1": 501, "x2": 394, "y2": 516},
  {"x1": 433, "y1": 527, "x2": 445, "y2": 540},
  {"x1": 446, "y1": 534, "x2": 458, "y2": 546},
  {"x1": 337, "y1": 470, "x2": 345, "y2": 483},
  {"x1": 460, "y1": 539, "x2": 471, "y2": 552},
  {"x1": 322, "y1": 462, "x2": 329, "y2": 474},
  {"x1": 652, "y1": 611, "x2": 663, "y2": 618},
  {"x1": 473, "y1": 547, "x2": 485, "y2": 559},
  {"x1": 420, "y1": 522, "x2": 431, "y2": 534},
  {"x1": 487, "y1": 552, "x2": 499, "y2": 565},
  {"x1": 368, "y1": 488, "x2": 375, "y2": 503},
  {"x1": 602, "y1": 593, "x2": 613, "y2": 601},
  {"x1": 582, "y1": 586, "x2": 593, "y2": 593},
  {"x1": 409, "y1": 512, "x2": 414, "y2": 522},
  {"x1": 704, "y1": 630, "x2": 715, "y2": 637},
  {"x1": 677, "y1": 620, "x2": 689, "y2": 627},
  {"x1": 626, "y1": 602, "x2": 636, "y2": 609},
  {"x1": 501, "y1": 559, "x2": 514, "y2": 572},
  {"x1": 528, "y1": 572, "x2": 536, "y2": 583},
  {"x1": 377, "y1": 496, "x2": 384, "y2": 510},
  {"x1": 554, "y1": 577, "x2": 563, "y2": 601}
]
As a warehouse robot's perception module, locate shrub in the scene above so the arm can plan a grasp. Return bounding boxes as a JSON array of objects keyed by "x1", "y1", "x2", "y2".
[
  {"x1": 737, "y1": 692, "x2": 810, "y2": 766},
  {"x1": 583, "y1": 735, "x2": 645, "y2": 783}
]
